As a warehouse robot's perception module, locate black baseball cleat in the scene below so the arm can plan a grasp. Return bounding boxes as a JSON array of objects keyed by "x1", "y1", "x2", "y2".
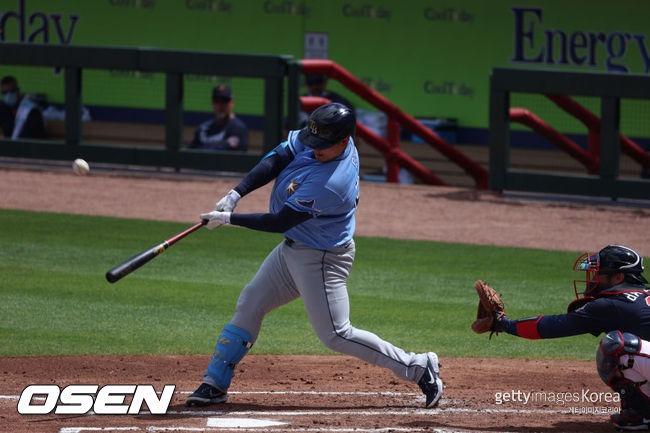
[
  {"x1": 185, "y1": 383, "x2": 228, "y2": 407},
  {"x1": 611, "y1": 408, "x2": 650, "y2": 430},
  {"x1": 418, "y1": 352, "x2": 443, "y2": 408}
]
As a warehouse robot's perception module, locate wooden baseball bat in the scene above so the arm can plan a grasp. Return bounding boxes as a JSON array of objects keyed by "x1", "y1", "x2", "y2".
[{"x1": 105, "y1": 220, "x2": 207, "y2": 283}]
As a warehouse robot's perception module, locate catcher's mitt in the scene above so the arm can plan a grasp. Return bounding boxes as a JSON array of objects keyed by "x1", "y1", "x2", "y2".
[{"x1": 471, "y1": 280, "x2": 506, "y2": 338}]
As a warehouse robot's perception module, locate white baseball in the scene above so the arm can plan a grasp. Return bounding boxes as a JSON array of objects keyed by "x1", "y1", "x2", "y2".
[{"x1": 72, "y1": 158, "x2": 90, "y2": 176}]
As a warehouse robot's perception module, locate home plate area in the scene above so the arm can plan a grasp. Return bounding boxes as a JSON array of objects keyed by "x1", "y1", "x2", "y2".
[
  {"x1": 52, "y1": 390, "x2": 504, "y2": 433},
  {"x1": 1, "y1": 355, "x2": 619, "y2": 432},
  {"x1": 46, "y1": 389, "x2": 615, "y2": 433}
]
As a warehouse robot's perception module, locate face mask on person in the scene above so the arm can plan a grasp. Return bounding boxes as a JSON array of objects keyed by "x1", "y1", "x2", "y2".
[{"x1": 2, "y1": 91, "x2": 18, "y2": 106}]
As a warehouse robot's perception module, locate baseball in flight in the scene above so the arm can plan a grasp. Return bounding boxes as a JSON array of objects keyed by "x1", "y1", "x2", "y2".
[{"x1": 72, "y1": 158, "x2": 90, "y2": 176}]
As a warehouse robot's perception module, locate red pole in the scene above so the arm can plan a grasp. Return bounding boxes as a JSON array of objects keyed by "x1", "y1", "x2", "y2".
[
  {"x1": 386, "y1": 119, "x2": 401, "y2": 183},
  {"x1": 587, "y1": 130, "x2": 600, "y2": 175}
]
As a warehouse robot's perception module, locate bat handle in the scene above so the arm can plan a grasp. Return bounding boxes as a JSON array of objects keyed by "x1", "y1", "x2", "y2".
[{"x1": 167, "y1": 220, "x2": 207, "y2": 246}]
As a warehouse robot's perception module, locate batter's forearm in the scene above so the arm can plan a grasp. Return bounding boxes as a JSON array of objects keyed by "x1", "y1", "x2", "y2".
[
  {"x1": 235, "y1": 153, "x2": 289, "y2": 197},
  {"x1": 230, "y1": 206, "x2": 311, "y2": 233}
]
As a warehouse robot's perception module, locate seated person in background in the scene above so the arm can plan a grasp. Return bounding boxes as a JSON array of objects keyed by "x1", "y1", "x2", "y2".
[
  {"x1": 188, "y1": 85, "x2": 249, "y2": 151},
  {"x1": 0, "y1": 76, "x2": 47, "y2": 139},
  {"x1": 304, "y1": 74, "x2": 355, "y2": 116},
  {"x1": 299, "y1": 74, "x2": 355, "y2": 128}
]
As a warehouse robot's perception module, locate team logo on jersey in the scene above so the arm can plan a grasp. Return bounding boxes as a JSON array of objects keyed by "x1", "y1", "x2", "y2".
[
  {"x1": 287, "y1": 179, "x2": 299, "y2": 195},
  {"x1": 296, "y1": 198, "x2": 320, "y2": 212}
]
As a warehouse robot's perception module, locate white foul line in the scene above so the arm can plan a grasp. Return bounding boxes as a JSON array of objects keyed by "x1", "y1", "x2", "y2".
[
  {"x1": 3, "y1": 391, "x2": 418, "y2": 401},
  {"x1": 2, "y1": 389, "x2": 581, "y2": 433},
  {"x1": 181, "y1": 390, "x2": 421, "y2": 396},
  {"x1": 61, "y1": 428, "x2": 510, "y2": 433},
  {"x1": 166, "y1": 407, "x2": 566, "y2": 416},
  {"x1": 60, "y1": 429, "x2": 140, "y2": 433},
  {"x1": 0, "y1": 390, "x2": 584, "y2": 415}
]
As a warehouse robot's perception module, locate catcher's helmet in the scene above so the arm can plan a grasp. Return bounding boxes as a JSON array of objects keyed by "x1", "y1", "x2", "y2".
[
  {"x1": 573, "y1": 245, "x2": 647, "y2": 298},
  {"x1": 599, "y1": 245, "x2": 647, "y2": 284},
  {"x1": 298, "y1": 102, "x2": 356, "y2": 150}
]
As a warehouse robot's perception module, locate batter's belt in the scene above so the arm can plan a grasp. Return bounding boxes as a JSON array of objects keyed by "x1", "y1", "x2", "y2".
[{"x1": 285, "y1": 236, "x2": 353, "y2": 252}]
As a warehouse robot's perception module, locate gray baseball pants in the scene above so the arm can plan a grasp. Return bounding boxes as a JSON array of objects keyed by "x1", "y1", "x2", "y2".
[{"x1": 230, "y1": 238, "x2": 428, "y2": 383}]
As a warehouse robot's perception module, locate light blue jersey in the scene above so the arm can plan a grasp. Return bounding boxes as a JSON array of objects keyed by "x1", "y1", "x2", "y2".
[{"x1": 269, "y1": 130, "x2": 359, "y2": 250}]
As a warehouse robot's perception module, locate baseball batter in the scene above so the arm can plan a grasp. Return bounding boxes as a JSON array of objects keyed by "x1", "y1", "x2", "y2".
[
  {"x1": 480, "y1": 245, "x2": 650, "y2": 430},
  {"x1": 186, "y1": 103, "x2": 443, "y2": 408}
]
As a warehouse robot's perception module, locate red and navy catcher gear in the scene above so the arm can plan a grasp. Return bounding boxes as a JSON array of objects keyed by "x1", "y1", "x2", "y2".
[
  {"x1": 597, "y1": 331, "x2": 650, "y2": 423},
  {"x1": 572, "y1": 245, "x2": 647, "y2": 303},
  {"x1": 597, "y1": 330, "x2": 642, "y2": 387},
  {"x1": 599, "y1": 245, "x2": 647, "y2": 285},
  {"x1": 573, "y1": 251, "x2": 600, "y2": 299}
]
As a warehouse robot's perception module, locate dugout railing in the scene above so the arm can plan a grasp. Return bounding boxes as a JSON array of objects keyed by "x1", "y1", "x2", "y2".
[
  {"x1": 301, "y1": 59, "x2": 489, "y2": 188},
  {"x1": 0, "y1": 42, "x2": 302, "y2": 172},
  {"x1": 489, "y1": 68, "x2": 650, "y2": 200}
]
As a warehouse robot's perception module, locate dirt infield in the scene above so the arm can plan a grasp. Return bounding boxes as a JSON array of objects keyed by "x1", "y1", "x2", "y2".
[
  {"x1": 1, "y1": 355, "x2": 619, "y2": 433},
  {"x1": 2, "y1": 166, "x2": 650, "y2": 432}
]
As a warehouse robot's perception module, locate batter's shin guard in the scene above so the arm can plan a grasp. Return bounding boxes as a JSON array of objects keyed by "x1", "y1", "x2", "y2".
[{"x1": 205, "y1": 323, "x2": 253, "y2": 389}]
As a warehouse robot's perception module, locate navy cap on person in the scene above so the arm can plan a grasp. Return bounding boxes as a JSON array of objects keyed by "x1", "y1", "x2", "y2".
[
  {"x1": 305, "y1": 74, "x2": 326, "y2": 86},
  {"x1": 212, "y1": 85, "x2": 232, "y2": 101},
  {"x1": 298, "y1": 102, "x2": 356, "y2": 150}
]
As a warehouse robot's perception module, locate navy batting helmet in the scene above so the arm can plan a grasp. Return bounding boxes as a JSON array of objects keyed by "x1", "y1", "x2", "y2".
[{"x1": 298, "y1": 102, "x2": 356, "y2": 150}]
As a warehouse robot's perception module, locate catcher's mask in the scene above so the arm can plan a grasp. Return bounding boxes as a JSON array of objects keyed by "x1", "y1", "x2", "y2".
[
  {"x1": 573, "y1": 252, "x2": 600, "y2": 298},
  {"x1": 573, "y1": 245, "x2": 648, "y2": 299}
]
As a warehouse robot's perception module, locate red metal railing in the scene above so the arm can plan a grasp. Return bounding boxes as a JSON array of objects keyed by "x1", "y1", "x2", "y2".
[
  {"x1": 509, "y1": 108, "x2": 599, "y2": 174},
  {"x1": 511, "y1": 94, "x2": 650, "y2": 175},
  {"x1": 301, "y1": 59, "x2": 488, "y2": 189},
  {"x1": 545, "y1": 94, "x2": 650, "y2": 171},
  {"x1": 301, "y1": 96, "x2": 446, "y2": 185}
]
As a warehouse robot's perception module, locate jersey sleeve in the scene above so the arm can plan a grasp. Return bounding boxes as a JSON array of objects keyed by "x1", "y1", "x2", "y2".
[
  {"x1": 230, "y1": 205, "x2": 312, "y2": 233},
  {"x1": 235, "y1": 130, "x2": 305, "y2": 197},
  {"x1": 234, "y1": 153, "x2": 286, "y2": 197},
  {"x1": 512, "y1": 299, "x2": 617, "y2": 339}
]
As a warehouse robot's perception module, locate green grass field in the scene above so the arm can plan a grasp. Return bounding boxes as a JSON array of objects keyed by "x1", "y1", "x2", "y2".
[{"x1": 0, "y1": 208, "x2": 609, "y2": 360}]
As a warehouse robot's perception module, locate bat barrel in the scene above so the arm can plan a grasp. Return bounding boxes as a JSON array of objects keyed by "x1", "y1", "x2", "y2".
[
  {"x1": 105, "y1": 220, "x2": 205, "y2": 283},
  {"x1": 105, "y1": 242, "x2": 168, "y2": 283}
]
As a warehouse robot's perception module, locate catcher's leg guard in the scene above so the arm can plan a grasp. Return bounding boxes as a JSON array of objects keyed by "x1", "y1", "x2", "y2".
[
  {"x1": 205, "y1": 323, "x2": 253, "y2": 389},
  {"x1": 597, "y1": 331, "x2": 650, "y2": 419},
  {"x1": 597, "y1": 331, "x2": 641, "y2": 386}
]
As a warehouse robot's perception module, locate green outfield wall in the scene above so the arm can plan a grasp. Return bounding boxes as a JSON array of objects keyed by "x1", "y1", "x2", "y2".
[{"x1": 1, "y1": 0, "x2": 649, "y2": 139}]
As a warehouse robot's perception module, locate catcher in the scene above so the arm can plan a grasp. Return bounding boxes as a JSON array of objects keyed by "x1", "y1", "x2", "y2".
[{"x1": 473, "y1": 245, "x2": 650, "y2": 431}]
